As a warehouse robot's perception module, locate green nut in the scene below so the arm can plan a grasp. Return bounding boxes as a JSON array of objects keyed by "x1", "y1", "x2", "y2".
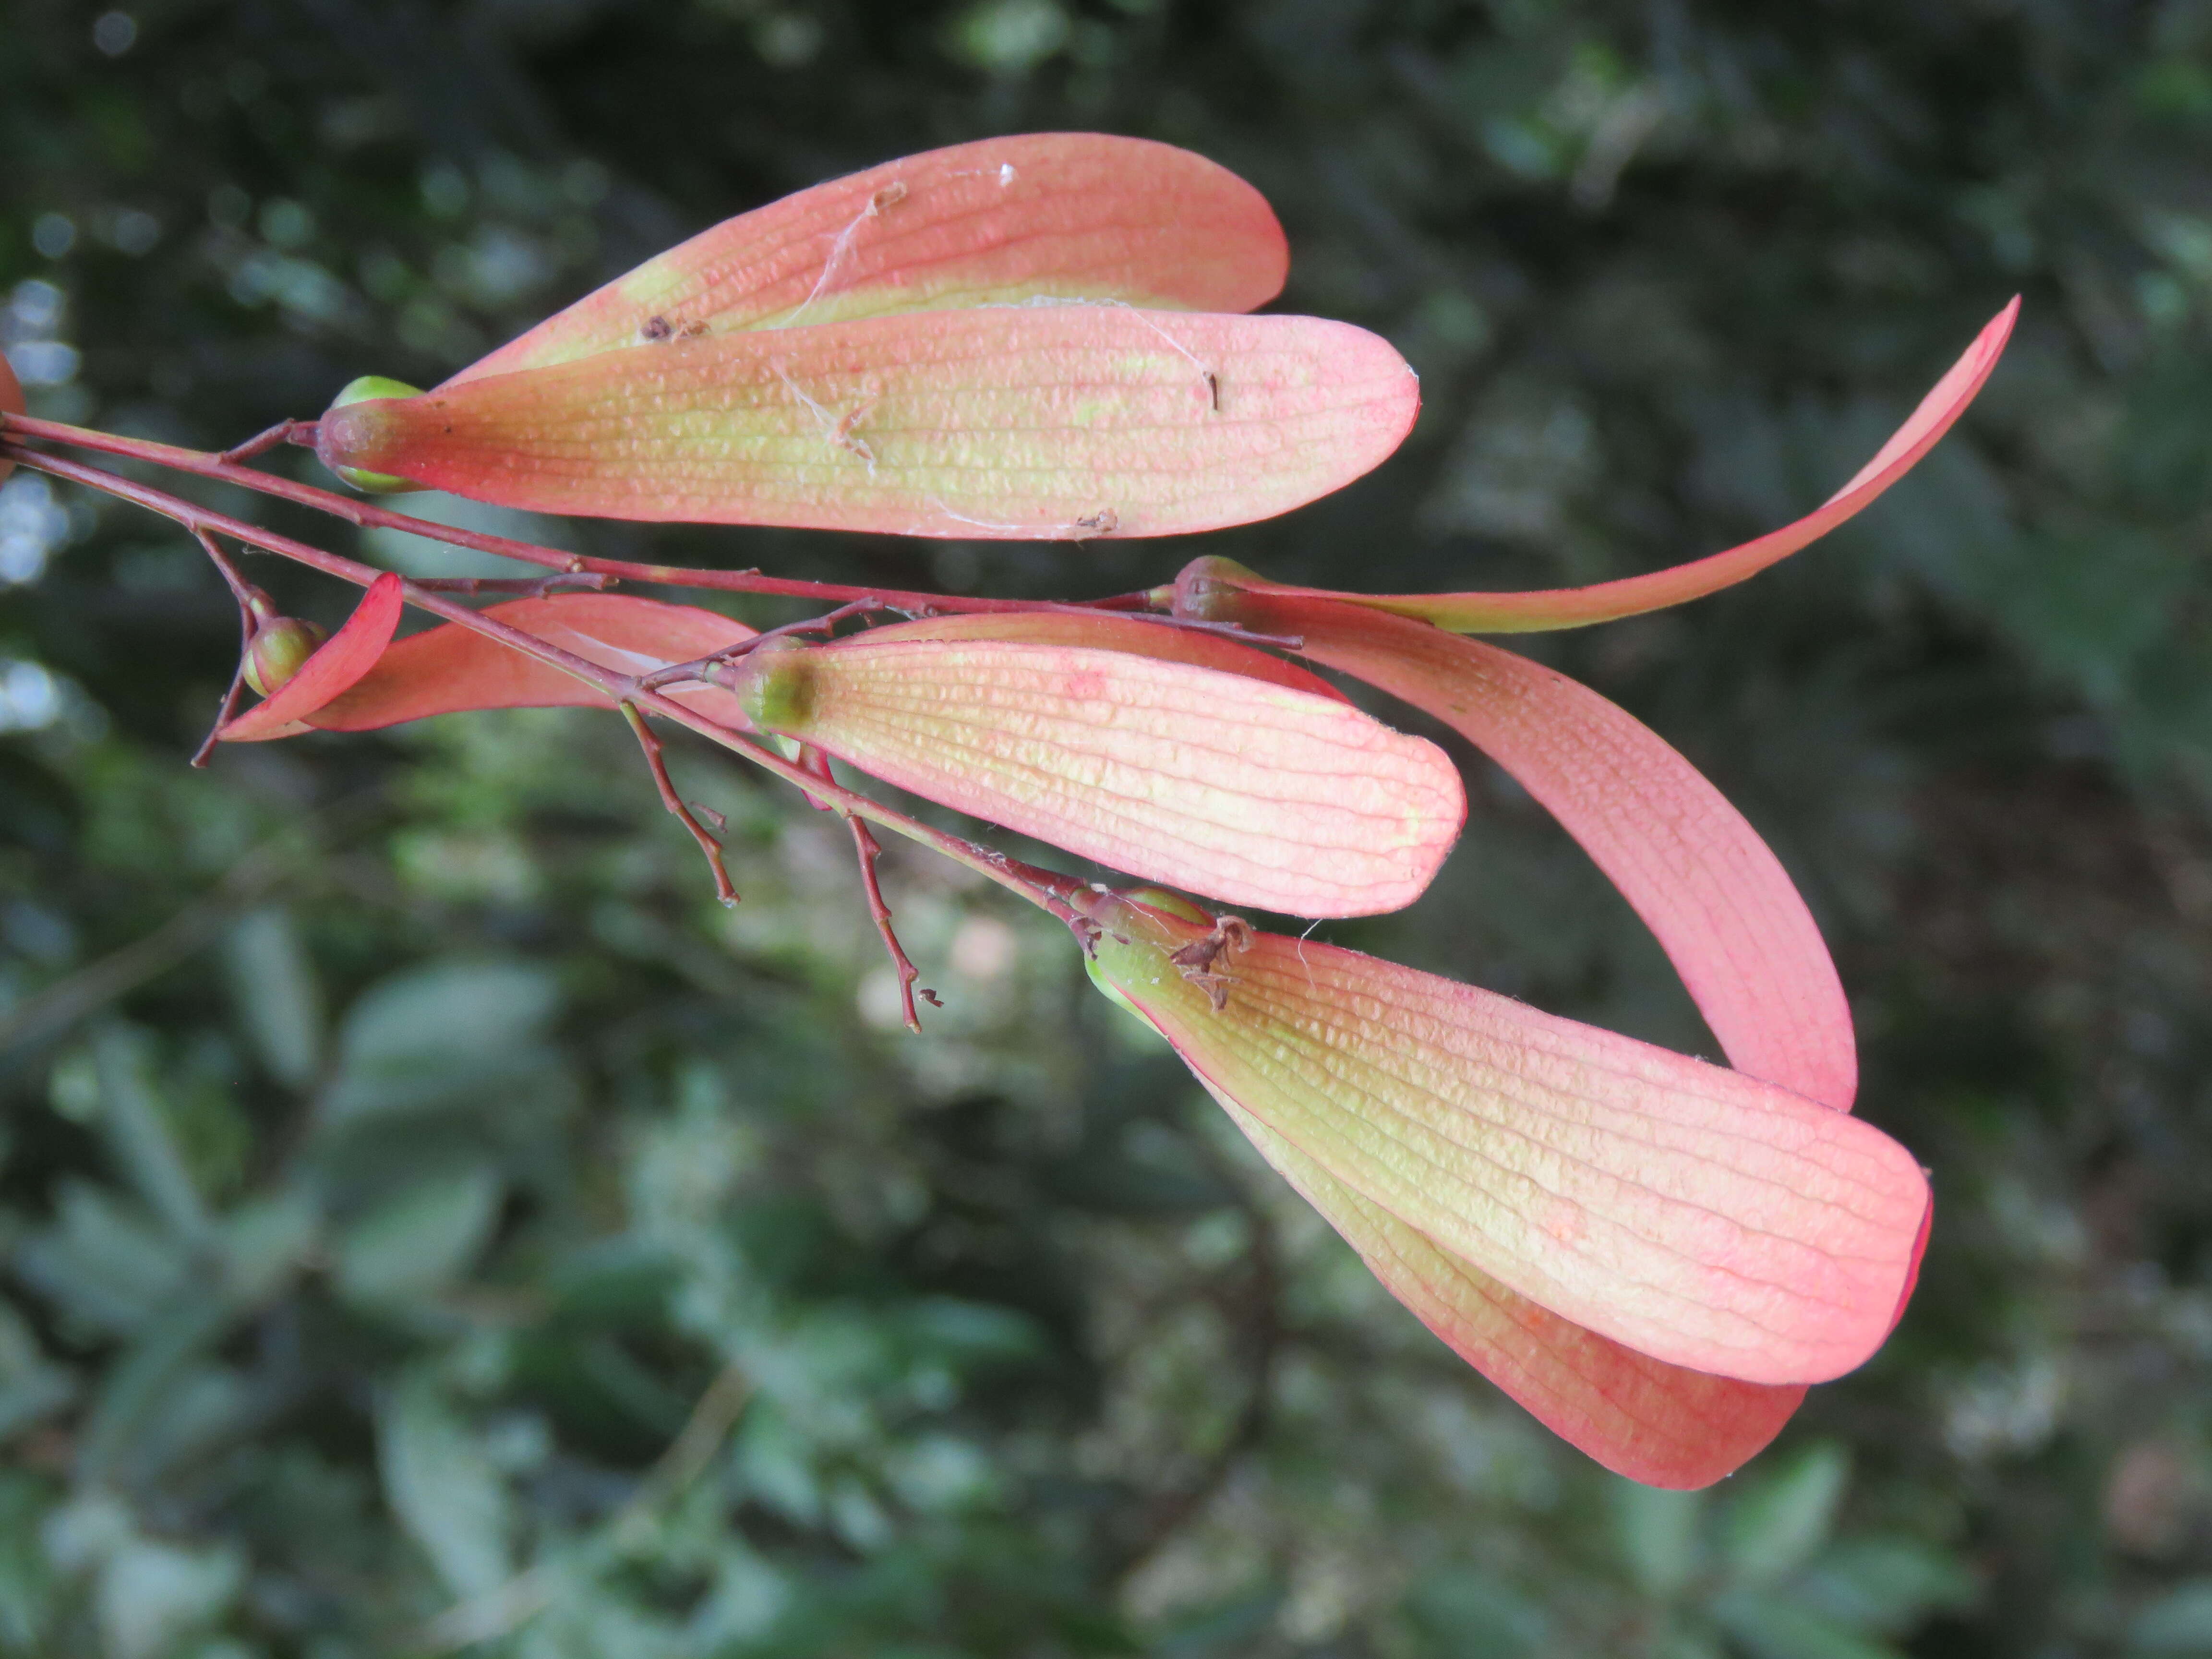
[
  {"x1": 1168, "y1": 555, "x2": 1265, "y2": 625},
  {"x1": 243, "y1": 615, "x2": 331, "y2": 697},
  {"x1": 716, "y1": 640, "x2": 820, "y2": 736},
  {"x1": 322, "y1": 375, "x2": 424, "y2": 494}
]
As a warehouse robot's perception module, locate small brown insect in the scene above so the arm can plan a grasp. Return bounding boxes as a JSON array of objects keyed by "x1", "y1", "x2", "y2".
[
  {"x1": 870, "y1": 181, "x2": 909, "y2": 213},
  {"x1": 640, "y1": 315, "x2": 674, "y2": 342},
  {"x1": 1170, "y1": 915, "x2": 1254, "y2": 1011},
  {"x1": 1073, "y1": 506, "x2": 1119, "y2": 536},
  {"x1": 830, "y1": 387, "x2": 880, "y2": 468},
  {"x1": 1205, "y1": 371, "x2": 1221, "y2": 412}
]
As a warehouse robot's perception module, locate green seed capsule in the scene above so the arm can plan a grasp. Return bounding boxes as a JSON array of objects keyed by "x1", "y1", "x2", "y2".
[
  {"x1": 323, "y1": 375, "x2": 424, "y2": 493},
  {"x1": 243, "y1": 616, "x2": 331, "y2": 696}
]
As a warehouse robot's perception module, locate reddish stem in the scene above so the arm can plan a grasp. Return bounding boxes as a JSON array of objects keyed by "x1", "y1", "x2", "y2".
[
  {"x1": 848, "y1": 817, "x2": 935, "y2": 1033},
  {"x1": 621, "y1": 702, "x2": 742, "y2": 907},
  {"x1": 1, "y1": 411, "x2": 1149, "y2": 615},
  {"x1": 637, "y1": 598, "x2": 895, "y2": 694},
  {"x1": 217, "y1": 418, "x2": 314, "y2": 466},
  {"x1": 410, "y1": 571, "x2": 613, "y2": 597},
  {"x1": 189, "y1": 528, "x2": 257, "y2": 768},
  {"x1": 2, "y1": 440, "x2": 1090, "y2": 925}
]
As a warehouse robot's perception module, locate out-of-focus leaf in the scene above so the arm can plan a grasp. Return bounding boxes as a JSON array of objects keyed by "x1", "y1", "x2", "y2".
[
  {"x1": 316, "y1": 309, "x2": 1420, "y2": 539},
  {"x1": 335, "y1": 1166, "x2": 502, "y2": 1302},
  {"x1": 1612, "y1": 1480, "x2": 1707, "y2": 1599},
  {"x1": 75, "y1": 1301, "x2": 231, "y2": 1483},
  {"x1": 450, "y1": 132, "x2": 1288, "y2": 380},
  {"x1": 13, "y1": 1180, "x2": 188, "y2": 1336},
  {"x1": 216, "y1": 1189, "x2": 320, "y2": 1307},
  {"x1": 221, "y1": 907, "x2": 325, "y2": 1088},
  {"x1": 378, "y1": 1369, "x2": 513, "y2": 1600},
  {"x1": 320, "y1": 957, "x2": 560, "y2": 1123},
  {"x1": 1403, "y1": 1569, "x2": 1552, "y2": 1658},
  {"x1": 0, "y1": 1304, "x2": 72, "y2": 1447},
  {"x1": 91, "y1": 1023, "x2": 207, "y2": 1242},
  {"x1": 1797, "y1": 1538, "x2": 1976, "y2": 1635},
  {"x1": 2131, "y1": 1581, "x2": 2212, "y2": 1655},
  {"x1": 541, "y1": 1238, "x2": 685, "y2": 1324},
  {"x1": 1722, "y1": 1442, "x2": 1852, "y2": 1586},
  {"x1": 94, "y1": 1535, "x2": 244, "y2": 1659},
  {"x1": 1712, "y1": 1587, "x2": 1904, "y2": 1659},
  {"x1": 0, "y1": 1473, "x2": 54, "y2": 1653}
]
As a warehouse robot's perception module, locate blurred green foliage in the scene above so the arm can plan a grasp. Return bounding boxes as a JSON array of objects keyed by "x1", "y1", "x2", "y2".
[{"x1": 8, "y1": 0, "x2": 2212, "y2": 1653}]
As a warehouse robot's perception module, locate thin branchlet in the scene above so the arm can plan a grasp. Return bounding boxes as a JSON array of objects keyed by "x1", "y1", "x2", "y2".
[
  {"x1": 620, "y1": 702, "x2": 741, "y2": 907},
  {"x1": 188, "y1": 528, "x2": 259, "y2": 768},
  {"x1": 848, "y1": 817, "x2": 936, "y2": 1033},
  {"x1": 216, "y1": 418, "x2": 313, "y2": 466},
  {"x1": 1, "y1": 414, "x2": 1305, "y2": 657},
  {"x1": 409, "y1": 570, "x2": 613, "y2": 598},
  {"x1": 637, "y1": 597, "x2": 896, "y2": 693},
  {"x1": 0, "y1": 438, "x2": 1092, "y2": 937}
]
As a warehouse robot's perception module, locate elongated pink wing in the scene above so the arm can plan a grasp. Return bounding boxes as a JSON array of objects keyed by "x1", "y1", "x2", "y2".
[
  {"x1": 1167, "y1": 580, "x2": 1858, "y2": 1479},
  {"x1": 1227, "y1": 299, "x2": 2017, "y2": 631},
  {"x1": 1078, "y1": 891, "x2": 1928, "y2": 1387},
  {"x1": 1192, "y1": 585, "x2": 1857, "y2": 1112},
  {"x1": 220, "y1": 573, "x2": 405, "y2": 742},
  {"x1": 1215, "y1": 1093, "x2": 1804, "y2": 1487},
  {"x1": 450, "y1": 133, "x2": 1287, "y2": 384},
  {"x1": 722, "y1": 626, "x2": 1465, "y2": 916},
  {"x1": 316, "y1": 310, "x2": 1419, "y2": 540},
  {"x1": 861, "y1": 609, "x2": 1349, "y2": 704}
]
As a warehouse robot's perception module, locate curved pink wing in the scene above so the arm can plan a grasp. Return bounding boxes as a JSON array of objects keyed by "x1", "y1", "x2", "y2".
[
  {"x1": 308, "y1": 594, "x2": 757, "y2": 732},
  {"x1": 1158, "y1": 586, "x2": 1868, "y2": 1480},
  {"x1": 858, "y1": 609, "x2": 1349, "y2": 704},
  {"x1": 220, "y1": 573, "x2": 405, "y2": 742},
  {"x1": 1081, "y1": 893, "x2": 1927, "y2": 1388},
  {"x1": 319, "y1": 309, "x2": 1419, "y2": 540},
  {"x1": 1192, "y1": 590, "x2": 1857, "y2": 1110},
  {"x1": 449, "y1": 133, "x2": 1288, "y2": 384},
  {"x1": 729, "y1": 629, "x2": 1464, "y2": 916},
  {"x1": 1243, "y1": 299, "x2": 2017, "y2": 631},
  {"x1": 1217, "y1": 1094, "x2": 1805, "y2": 1487}
]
